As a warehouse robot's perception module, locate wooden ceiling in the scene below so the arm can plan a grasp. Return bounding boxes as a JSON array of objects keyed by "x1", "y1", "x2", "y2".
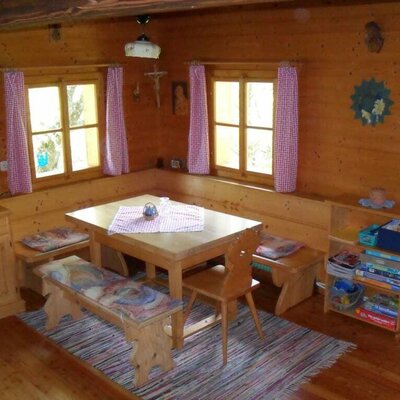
[
  {"x1": 0, "y1": 0, "x2": 292, "y2": 30},
  {"x1": 0, "y1": 0, "x2": 396, "y2": 30}
]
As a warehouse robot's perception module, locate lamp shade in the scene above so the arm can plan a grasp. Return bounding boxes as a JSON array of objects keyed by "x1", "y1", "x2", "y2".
[{"x1": 125, "y1": 35, "x2": 161, "y2": 59}]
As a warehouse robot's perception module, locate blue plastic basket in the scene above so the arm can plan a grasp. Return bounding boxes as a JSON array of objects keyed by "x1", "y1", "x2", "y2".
[
  {"x1": 329, "y1": 278, "x2": 364, "y2": 311},
  {"x1": 358, "y1": 224, "x2": 380, "y2": 247}
]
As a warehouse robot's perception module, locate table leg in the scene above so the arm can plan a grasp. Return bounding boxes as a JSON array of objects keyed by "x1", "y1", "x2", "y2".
[
  {"x1": 145, "y1": 262, "x2": 156, "y2": 280},
  {"x1": 90, "y1": 232, "x2": 102, "y2": 266},
  {"x1": 168, "y1": 266, "x2": 184, "y2": 349}
]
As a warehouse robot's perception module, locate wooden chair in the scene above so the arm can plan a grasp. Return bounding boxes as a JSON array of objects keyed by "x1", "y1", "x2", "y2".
[{"x1": 182, "y1": 228, "x2": 264, "y2": 364}]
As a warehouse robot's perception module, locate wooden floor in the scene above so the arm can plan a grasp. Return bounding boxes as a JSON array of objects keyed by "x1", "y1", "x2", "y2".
[{"x1": 1, "y1": 272, "x2": 400, "y2": 400}]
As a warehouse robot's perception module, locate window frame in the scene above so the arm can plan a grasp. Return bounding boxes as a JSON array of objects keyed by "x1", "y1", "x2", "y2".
[
  {"x1": 25, "y1": 71, "x2": 104, "y2": 190},
  {"x1": 209, "y1": 68, "x2": 277, "y2": 186}
]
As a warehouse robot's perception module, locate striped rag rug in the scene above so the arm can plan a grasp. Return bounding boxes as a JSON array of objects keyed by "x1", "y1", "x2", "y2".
[{"x1": 18, "y1": 301, "x2": 355, "y2": 400}]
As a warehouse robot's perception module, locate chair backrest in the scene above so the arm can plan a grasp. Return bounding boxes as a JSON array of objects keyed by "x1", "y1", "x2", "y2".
[{"x1": 222, "y1": 229, "x2": 260, "y2": 296}]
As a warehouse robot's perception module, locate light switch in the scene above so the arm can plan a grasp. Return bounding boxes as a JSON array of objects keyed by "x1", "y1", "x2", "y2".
[{"x1": 0, "y1": 161, "x2": 8, "y2": 171}]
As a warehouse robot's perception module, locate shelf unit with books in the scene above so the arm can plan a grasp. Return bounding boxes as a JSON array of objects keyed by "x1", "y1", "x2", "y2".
[{"x1": 324, "y1": 195, "x2": 400, "y2": 337}]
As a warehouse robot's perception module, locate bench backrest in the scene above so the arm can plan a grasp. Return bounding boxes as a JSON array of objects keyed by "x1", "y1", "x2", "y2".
[{"x1": 0, "y1": 170, "x2": 157, "y2": 243}]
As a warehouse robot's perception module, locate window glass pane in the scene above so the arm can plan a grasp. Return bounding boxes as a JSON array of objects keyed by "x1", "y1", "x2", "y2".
[
  {"x1": 246, "y1": 128, "x2": 273, "y2": 174},
  {"x1": 28, "y1": 87, "x2": 61, "y2": 132},
  {"x1": 215, "y1": 125, "x2": 239, "y2": 169},
  {"x1": 246, "y1": 82, "x2": 274, "y2": 128},
  {"x1": 32, "y1": 132, "x2": 64, "y2": 178},
  {"x1": 215, "y1": 81, "x2": 239, "y2": 125},
  {"x1": 70, "y1": 127, "x2": 100, "y2": 171},
  {"x1": 67, "y1": 84, "x2": 97, "y2": 127}
]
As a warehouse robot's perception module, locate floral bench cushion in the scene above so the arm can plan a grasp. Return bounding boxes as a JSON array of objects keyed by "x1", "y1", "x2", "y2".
[
  {"x1": 35, "y1": 255, "x2": 182, "y2": 323},
  {"x1": 255, "y1": 234, "x2": 304, "y2": 260},
  {"x1": 21, "y1": 227, "x2": 89, "y2": 252}
]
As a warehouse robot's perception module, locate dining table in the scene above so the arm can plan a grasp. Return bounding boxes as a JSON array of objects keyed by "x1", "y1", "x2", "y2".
[{"x1": 65, "y1": 194, "x2": 262, "y2": 348}]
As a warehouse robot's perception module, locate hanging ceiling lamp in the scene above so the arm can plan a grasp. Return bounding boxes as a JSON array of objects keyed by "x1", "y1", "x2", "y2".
[{"x1": 125, "y1": 15, "x2": 161, "y2": 59}]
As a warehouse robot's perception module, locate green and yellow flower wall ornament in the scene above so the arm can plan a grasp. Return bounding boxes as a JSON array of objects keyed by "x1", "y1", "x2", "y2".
[{"x1": 351, "y1": 78, "x2": 394, "y2": 126}]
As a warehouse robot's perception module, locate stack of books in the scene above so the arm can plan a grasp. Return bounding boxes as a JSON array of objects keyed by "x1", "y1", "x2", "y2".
[
  {"x1": 327, "y1": 251, "x2": 361, "y2": 278},
  {"x1": 355, "y1": 293, "x2": 398, "y2": 330},
  {"x1": 355, "y1": 250, "x2": 400, "y2": 291}
]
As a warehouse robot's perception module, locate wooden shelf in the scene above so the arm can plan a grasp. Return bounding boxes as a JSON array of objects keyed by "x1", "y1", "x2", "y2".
[
  {"x1": 353, "y1": 276, "x2": 400, "y2": 295},
  {"x1": 327, "y1": 195, "x2": 400, "y2": 218},
  {"x1": 328, "y1": 306, "x2": 397, "y2": 333},
  {"x1": 329, "y1": 227, "x2": 359, "y2": 245},
  {"x1": 325, "y1": 200, "x2": 400, "y2": 337}
]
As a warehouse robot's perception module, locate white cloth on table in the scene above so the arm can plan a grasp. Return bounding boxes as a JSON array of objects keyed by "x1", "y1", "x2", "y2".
[{"x1": 108, "y1": 205, "x2": 204, "y2": 234}]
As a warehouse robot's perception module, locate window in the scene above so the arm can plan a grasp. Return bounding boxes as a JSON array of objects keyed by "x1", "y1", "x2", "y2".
[
  {"x1": 211, "y1": 70, "x2": 276, "y2": 185},
  {"x1": 25, "y1": 72, "x2": 103, "y2": 188}
]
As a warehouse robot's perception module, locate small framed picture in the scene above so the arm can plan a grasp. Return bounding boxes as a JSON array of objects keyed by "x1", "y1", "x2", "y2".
[{"x1": 172, "y1": 81, "x2": 188, "y2": 115}]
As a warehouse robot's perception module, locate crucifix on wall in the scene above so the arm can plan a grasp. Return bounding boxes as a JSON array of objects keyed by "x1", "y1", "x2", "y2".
[{"x1": 144, "y1": 64, "x2": 167, "y2": 108}]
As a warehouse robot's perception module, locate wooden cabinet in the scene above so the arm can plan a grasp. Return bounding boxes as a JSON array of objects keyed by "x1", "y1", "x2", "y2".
[
  {"x1": 0, "y1": 206, "x2": 25, "y2": 318},
  {"x1": 324, "y1": 195, "x2": 400, "y2": 336}
]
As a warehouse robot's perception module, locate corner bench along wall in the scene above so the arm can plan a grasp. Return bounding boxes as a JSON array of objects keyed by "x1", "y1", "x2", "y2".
[
  {"x1": 0, "y1": 171, "x2": 157, "y2": 293},
  {"x1": 14, "y1": 238, "x2": 91, "y2": 290},
  {"x1": 252, "y1": 246, "x2": 325, "y2": 315},
  {"x1": 153, "y1": 169, "x2": 330, "y2": 284},
  {"x1": 0, "y1": 169, "x2": 330, "y2": 318}
]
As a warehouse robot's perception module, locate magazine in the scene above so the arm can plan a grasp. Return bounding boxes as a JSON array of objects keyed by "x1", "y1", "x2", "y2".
[
  {"x1": 255, "y1": 234, "x2": 304, "y2": 260},
  {"x1": 328, "y1": 250, "x2": 361, "y2": 269}
]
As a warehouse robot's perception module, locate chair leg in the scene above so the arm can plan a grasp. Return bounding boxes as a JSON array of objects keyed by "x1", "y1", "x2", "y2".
[
  {"x1": 183, "y1": 290, "x2": 197, "y2": 324},
  {"x1": 245, "y1": 292, "x2": 264, "y2": 339},
  {"x1": 221, "y1": 301, "x2": 228, "y2": 365}
]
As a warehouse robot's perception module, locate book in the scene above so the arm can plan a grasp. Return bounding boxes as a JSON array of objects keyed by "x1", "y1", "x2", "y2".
[
  {"x1": 363, "y1": 293, "x2": 398, "y2": 318},
  {"x1": 355, "y1": 307, "x2": 396, "y2": 330},
  {"x1": 327, "y1": 262, "x2": 356, "y2": 278},
  {"x1": 328, "y1": 250, "x2": 360, "y2": 269},
  {"x1": 363, "y1": 263, "x2": 400, "y2": 277},
  {"x1": 360, "y1": 253, "x2": 400, "y2": 274},
  {"x1": 354, "y1": 275, "x2": 400, "y2": 291},
  {"x1": 358, "y1": 263, "x2": 400, "y2": 280},
  {"x1": 365, "y1": 248, "x2": 400, "y2": 263},
  {"x1": 255, "y1": 234, "x2": 303, "y2": 260},
  {"x1": 363, "y1": 302, "x2": 398, "y2": 318},
  {"x1": 355, "y1": 269, "x2": 400, "y2": 287}
]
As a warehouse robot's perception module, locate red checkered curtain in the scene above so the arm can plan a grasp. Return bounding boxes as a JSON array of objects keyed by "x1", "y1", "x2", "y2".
[
  {"x1": 4, "y1": 71, "x2": 32, "y2": 195},
  {"x1": 273, "y1": 66, "x2": 298, "y2": 192},
  {"x1": 103, "y1": 67, "x2": 129, "y2": 176},
  {"x1": 187, "y1": 65, "x2": 210, "y2": 174}
]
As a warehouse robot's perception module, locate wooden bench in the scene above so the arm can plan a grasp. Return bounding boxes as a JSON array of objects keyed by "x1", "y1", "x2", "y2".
[
  {"x1": 15, "y1": 230, "x2": 129, "y2": 291},
  {"x1": 34, "y1": 255, "x2": 182, "y2": 386},
  {"x1": 14, "y1": 228, "x2": 91, "y2": 289},
  {"x1": 252, "y1": 246, "x2": 325, "y2": 315}
]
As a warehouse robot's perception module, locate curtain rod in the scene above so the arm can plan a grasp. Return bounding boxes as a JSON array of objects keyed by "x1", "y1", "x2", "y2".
[
  {"x1": 184, "y1": 60, "x2": 302, "y2": 67},
  {"x1": 0, "y1": 62, "x2": 122, "y2": 72}
]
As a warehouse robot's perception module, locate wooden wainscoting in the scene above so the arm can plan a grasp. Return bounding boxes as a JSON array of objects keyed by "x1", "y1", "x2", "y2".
[{"x1": 0, "y1": 170, "x2": 157, "y2": 243}]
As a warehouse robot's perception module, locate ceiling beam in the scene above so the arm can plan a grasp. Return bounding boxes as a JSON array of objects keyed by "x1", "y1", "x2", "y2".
[{"x1": 0, "y1": 0, "x2": 292, "y2": 30}]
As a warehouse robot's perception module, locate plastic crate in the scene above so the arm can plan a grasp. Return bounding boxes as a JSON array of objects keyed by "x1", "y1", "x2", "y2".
[
  {"x1": 358, "y1": 224, "x2": 380, "y2": 247},
  {"x1": 329, "y1": 278, "x2": 364, "y2": 311}
]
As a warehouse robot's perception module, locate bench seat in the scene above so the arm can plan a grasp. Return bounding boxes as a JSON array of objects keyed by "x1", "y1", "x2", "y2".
[
  {"x1": 34, "y1": 255, "x2": 182, "y2": 386},
  {"x1": 252, "y1": 246, "x2": 324, "y2": 315},
  {"x1": 14, "y1": 232, "x2": 90, "y2": 291},
  {"x1": 14, "y1": 239, "x2": 90, "y2": 264}
]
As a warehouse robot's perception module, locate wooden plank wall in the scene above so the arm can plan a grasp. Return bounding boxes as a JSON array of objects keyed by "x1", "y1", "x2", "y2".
[
  {"x1": 156, "y1": 2, "x2": 400, "y2": 202},
  {"x1": 0, "y1": 18, "x2": 164, "y2": 193},
  {"x1": 0, "y1": 170, "x2": 156, "y2": 241},
  {"x1": 0, "y1": 2, "x2": 399, "y2": 224}
]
